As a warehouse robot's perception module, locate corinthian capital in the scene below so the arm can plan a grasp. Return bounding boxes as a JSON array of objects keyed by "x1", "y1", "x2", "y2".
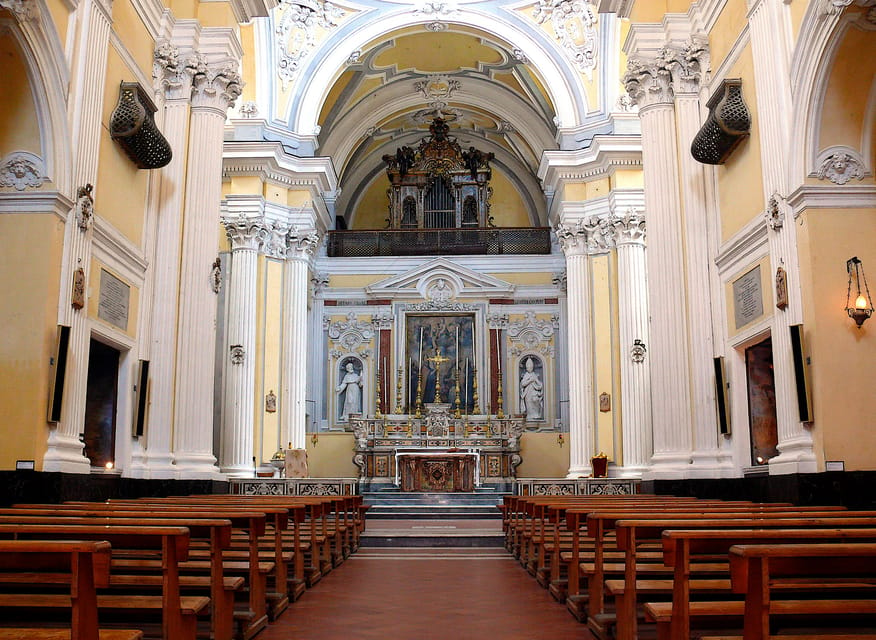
[
  {"x1": 286, "y1": 226, "x2": 320, "y2": 259},
  {"x1": 154, "y1": 43, "x2": 201, "y2": 101},
  {"x1": 223, "y1": 215, "x2": 269, "y2": 251},
  {"x1": 668, "y1": 37, "x2": 710, "y2": 94},
  {"x1": 623, "y1": 55, "x2": 674, "y2": 108},
  {"x1": 0, "y1": 0, "x2": 37, "y2": 20},
  {"x1": 608, "y1": 208, "x2": 646, "y2": 246},
  {"x1": 555, "y1": 217, "x2": 611, "y2": 256},
  {"x1": 192, "y1": 60, "x2": 243, "y2": 111}
]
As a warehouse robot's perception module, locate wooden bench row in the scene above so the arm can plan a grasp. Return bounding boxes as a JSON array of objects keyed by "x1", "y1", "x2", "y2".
[
  {"x1": 503, "y1": 494, "x2": 876, "y2": 640},
  {"x1": 0, "y1": 493, "x2": 367, "y2": 640}
]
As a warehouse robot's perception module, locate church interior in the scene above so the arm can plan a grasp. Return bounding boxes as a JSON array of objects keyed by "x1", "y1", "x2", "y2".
[
  {"x1": 2, "y1": 0, "x2": 875, "y2": 502},
  {"x1": 1, "y1": 0, "x2": 876, "y2": 636}
]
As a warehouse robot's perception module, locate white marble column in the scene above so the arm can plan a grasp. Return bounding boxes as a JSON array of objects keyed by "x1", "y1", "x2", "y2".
[
  {"x1": 172, "y1": 61, "x2": 241, "y2": 477},
  {"x1": 670, "y1": 40, "x2": 725, "y2": 473},
  {"x1": 609, "y1": 210, "x2": 653, "y2": 476},
  {"x1": 219, "y1": 215, "x2": 267, "y2": 475},
  {"x1": 748, "y1": 0, "x2": 816, "y2": 474},
  {"x1": 625, "y1": 56, "x2": 693, "y2": 475},
  {"x1": 555, "y1": 220, "x2": 598, "y2": 477},
  {"x1": 139, "y1": 42, "x2": 198, "y2": 477},
  {"x1": 43, "y1": 0, "x2": 114, "y2": 473},
  {"x1": 281, "y1": 228, "x2": 319, "y2": 450}
]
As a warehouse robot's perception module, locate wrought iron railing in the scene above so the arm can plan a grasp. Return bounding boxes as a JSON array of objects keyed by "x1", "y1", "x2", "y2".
[{"x1": 326, "y1": 227, "x2": 553, "y2": 257}]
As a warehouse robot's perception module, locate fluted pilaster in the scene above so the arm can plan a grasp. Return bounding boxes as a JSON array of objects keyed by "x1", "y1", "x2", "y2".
[
  {"x1": 219, "y1": 216, "x2": 267, "y2": 476},
  {"x1": 140, "y1": 42, "x2": 198, "y2": 476},
  {"x1": 669, "y1": 39, "x2": 724, "y2": 473},
  {"x1": 281, "y1": 228, "x2": 319, "y2": 450},
  {"x1": 173, "y1": 61, "x2": 241, "y2": 477},
  {"x1": 555, "y1": 220, "x2": 599, "y2": 477},
  {"x1": 748, "y1": 0, "x2": 815, "y2": 473},
  {"x1": 608, "y1": 210, "x2": 652, "y2": 475},
  {"x1": 44, "y1": 0, "x2": 113, "y2": 472},
  {"x1": 625, "y1": 56, "x2": 693, "y2": 474}
]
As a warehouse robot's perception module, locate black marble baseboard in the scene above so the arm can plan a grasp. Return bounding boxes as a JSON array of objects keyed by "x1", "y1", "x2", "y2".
[
  {"x1": 0, "y1": 471, "x2": 229, "y2": 507},
  {"x1": 642, "y1": 471, "x2": 876, "y2": 509}
]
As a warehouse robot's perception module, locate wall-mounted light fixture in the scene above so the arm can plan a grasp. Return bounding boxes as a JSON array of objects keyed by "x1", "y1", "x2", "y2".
[
  {"x1": 557, "y1": 432, "x2": 564, "y2": 448},
  {"x1": 845, "y1": 256, "x2": 873, "y2": 328},
  {"x1": 311, "y1": 432, "x2": 319, "y2": 447}
]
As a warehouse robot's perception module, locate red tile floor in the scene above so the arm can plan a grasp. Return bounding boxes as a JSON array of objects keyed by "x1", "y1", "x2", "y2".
[{"x1": 257, "y1": 546, "x2": 596, "y2": 640}]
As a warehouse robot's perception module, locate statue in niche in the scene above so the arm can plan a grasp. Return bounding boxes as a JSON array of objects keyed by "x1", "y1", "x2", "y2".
[
  {"x1": 518, "y1": 357, "x2": 544, "y2": 421},
  {"x1": 336, "y1": 360, "x2": 363, "y2": 421}
]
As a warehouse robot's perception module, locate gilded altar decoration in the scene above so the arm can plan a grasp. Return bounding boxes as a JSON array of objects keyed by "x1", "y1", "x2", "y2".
[{"x1": 265, "y1": 390, "x2": 277, "y2": 413}]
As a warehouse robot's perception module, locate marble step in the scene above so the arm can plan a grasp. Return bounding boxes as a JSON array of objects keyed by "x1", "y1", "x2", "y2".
[{"x1": 360, "y1": 519, "x2": 504, "y2": 547}]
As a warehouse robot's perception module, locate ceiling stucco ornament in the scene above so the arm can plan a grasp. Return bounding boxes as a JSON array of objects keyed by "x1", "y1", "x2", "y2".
[
  {"x1": 347, "y1": 50, "x2": 362, "y2": 65},
  {"x1": 486, "y1": 312, "x2": 509, "y2": 329},
  {"x1": 239, "y1": 101, "x2": 259, "y2": 118},
  {"x1": 0, "y1": 151, "x2": 47, "y2": 191},
  {"x1": 415, "y1": 74, "x2": 461, "y2": 101},
  {"x1": 425, "y1": 21, "x2": 448, "y2": 31},
  {"x1": 867, "y1": 6, "x2": 876, "y2": 23},
  {"x1": 498, "y1": 121, "x2": 516, "y2": 133},
  {"x1": 814, "y1": 147, "x2": 868, "y2": 185},
  {"x1": 275, "y1": 0, "x2": 345, "y2": 89},
  {"x1": 533, "y1": 0, "x2": 599, "y2": 78},
  {"x1": 512, "y1": 48, "x2": 529, "y2": 64},
  {"x1": 821, "y1": 0, "x2": 854, "y2": 15},
  {"x1": 413, "y1": 2, "x2": 459, "y2": 18}
]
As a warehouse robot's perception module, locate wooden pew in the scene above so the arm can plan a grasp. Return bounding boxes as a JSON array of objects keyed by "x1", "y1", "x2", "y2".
[
  {"x1": 1, "y1": 508, "x2": 254, "y2": 640},
  {"x1": 652, "y1": 528, "x2": 876, "y2": 640},
  {"x1": 609, "y1": 513, "x2": 876, "y2": 640},
  {"x1": 0, "y1": 539, "x2": 142, "y2": 640},
  {"x1": 0, "y1": 524, "x2": 207, "y2": 640}
]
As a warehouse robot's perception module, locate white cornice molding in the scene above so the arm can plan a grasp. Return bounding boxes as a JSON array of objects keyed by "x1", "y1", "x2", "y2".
[
  {"x1": 0, "y1": 191, "x2": 71, "y2": 218},
  {"x1": 92, "y1": 216, "x2": 149, "y2": 285},
  {"x1": 786, "y1": 184, "x2": 876, "y2": 215},
  {"x1": 365, "y1": 257, "x2": 516, "y2": 300},
  {"x1": 554, "y1": 195, "x2": 612, "y2": 226},
  {"x1": 130, "y1": 0, "x2": 164, "y2": 40},
  {"x1": 223, "y1": 141, "x2": 338, "y2": 191},
  {"x1": 714, "y1": 213, "x2": 769, "y2": 276},
  {"x1": 228, "y1": 0, "x2": 277, "y2": 24},
  {"x1": 315, "y1": 253, "x2": 566, "y2": 276},
  {"x1": 537, "y1": 135, "x2": 642, "y2": 189}
]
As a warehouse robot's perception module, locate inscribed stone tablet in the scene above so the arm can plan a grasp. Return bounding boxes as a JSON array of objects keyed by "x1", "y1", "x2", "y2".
[
  {"x1": 98, "y1": 269, "x2": 130, "y2": 330},
  {"x1": 733, "y1": 265, "x2": 763, "y2": 329}
]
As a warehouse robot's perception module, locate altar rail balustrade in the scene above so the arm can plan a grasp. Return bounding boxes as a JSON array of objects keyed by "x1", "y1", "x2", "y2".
[
  {"x1": 325, "y1": 227, "x2": 553, "y2": 257},
  {"x1": 230, "y1": 478, "x2": 360, "y2": 496},
  {"x1": 515, "y1": 477, "x2": 639, "y2": 496}
]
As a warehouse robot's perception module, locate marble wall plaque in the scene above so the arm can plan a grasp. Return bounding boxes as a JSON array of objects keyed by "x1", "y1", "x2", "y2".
[
  {"x1": 98, "y1": 269, "x2": 130, "y2": 330},
  {"x1": 733, "y1": 265, "x2": 763, "y2": 329}
]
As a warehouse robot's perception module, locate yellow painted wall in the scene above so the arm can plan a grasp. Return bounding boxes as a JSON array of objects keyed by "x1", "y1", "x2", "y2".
[
  {"x1": 489, "y1": 170, "x2": 532, "y2": 227},
  {"x1": 306, "y1": 433, "x2": 358, "y2": 477},
  {"x1": 261, "y1": 259, "x2": 283, "y2": 463},
  {"x1": 816, "y1": 26, "x2": 876, "y2": 166},
  {"x1": 517, "y1": 432, "x2": 569, "y2": 477},
  {"x1": 708, "y1": 0, "x2": 748, "y2": 71},
  {"x1": 628, "y1": 1, "x2": 694, "y2": 23},
  {"x1": 87, "y1": 261, "x2": 140, "y2": 338},
  {"x1": 0, "y1": 215, "x2": 65, "y2": 470},
  {"x1": 592, "y1": 255, "x2": 615, "y2": 460},
  {"x1": 239, "y1": 25, "x2": 257, "y2": 103},
  {"x1": 328, "y1": 274, "x2": 390, "y2": 288},
  {"x1": 96, "y1": 48, "x2": 149, "y2": 246},
  {"x1": 564, "y1": 177, "x2": 610, "y2": 202},
  {"x1": 112, "y1": 0, "x2": 154, "y2": 76},
  {"x1": 796, "y1": 208, "x2": 876, "y2": 471},
  {"x1": 611, "y1": 170, "x2": 644, "y2": 190},
  {"x1": 351, "y1": 174, "x2": 390, "y2": 229},
  {"x1": 0, "y1": 36, "x2": 42, "y2": 158},
  {"x1": 46, "y1": 0, "x2": 70, "y2": 51},
  {"x1": 724, "y1": 256, "x2": 773, "y2": 338},
  {"x1": 486, "y1": 272, "x2": 553, "y2": 286},
  {"x1": 717, "y1": 47, "x2": 765, "y2": 243},
  {"x1": 197, "y1": 2, "x2": 237, "y2": 28}
]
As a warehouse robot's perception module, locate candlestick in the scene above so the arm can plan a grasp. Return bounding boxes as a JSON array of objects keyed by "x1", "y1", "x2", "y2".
[
  {"x1": 464, "y1": 358, "x2": 469, "y2": 414},
  {"x1": 495, "y1": 329, "x2": 501, "y2": 374},
  {"x1": 455, "y1": 325, "x2": 459, "y2": 374},
  {"x1": 375, "y1": 362, "x2": 383, "y2": 419},
  {"x1": 418, "y1": 326, "x2": 423, "y2": 370},
  {"x1": 395, "y1": 366, "x2": 404, "y2": 414},
  {"x1": 472, "y1": 364, "x2": 479, "y2": 414}
]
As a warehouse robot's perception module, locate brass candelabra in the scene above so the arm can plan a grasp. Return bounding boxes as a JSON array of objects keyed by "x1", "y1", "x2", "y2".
[
  {"x1": 496, "y1": 369, "x2": 505, "y2": 419},
  {"x1": 395, "y1": 366, "x2": 404, "y2": 414},
  {"x1": 375, "y1": 367, "x2": 383, "y2": 419}
]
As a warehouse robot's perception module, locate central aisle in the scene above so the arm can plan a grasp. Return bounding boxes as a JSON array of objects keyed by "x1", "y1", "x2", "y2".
[{"x1": 257, "y1": 547, "x2": 596, "y2": 639}]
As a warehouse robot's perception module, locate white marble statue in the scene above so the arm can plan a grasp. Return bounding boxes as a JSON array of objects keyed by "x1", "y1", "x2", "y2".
[
  {"x1": 336, "y1": 361, "x2": 363, "y2": 420},
  {"x1": 519, "y1": 357, "x2": 543, "y2": 421}
]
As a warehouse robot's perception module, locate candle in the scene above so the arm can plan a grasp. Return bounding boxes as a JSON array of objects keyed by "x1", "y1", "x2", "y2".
[
  {"x1": 418, "y1": 326, "x2": 423, "y2": 369},
  {"x1": 465, "y1": 357, "x2": 469, "y2": 410},
  {"x1": 455, "y1": 325, "x2": 460, "y2": 373},
  {"x1": 495, "y1": 329, "x2": 501, "y2": 374}
]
